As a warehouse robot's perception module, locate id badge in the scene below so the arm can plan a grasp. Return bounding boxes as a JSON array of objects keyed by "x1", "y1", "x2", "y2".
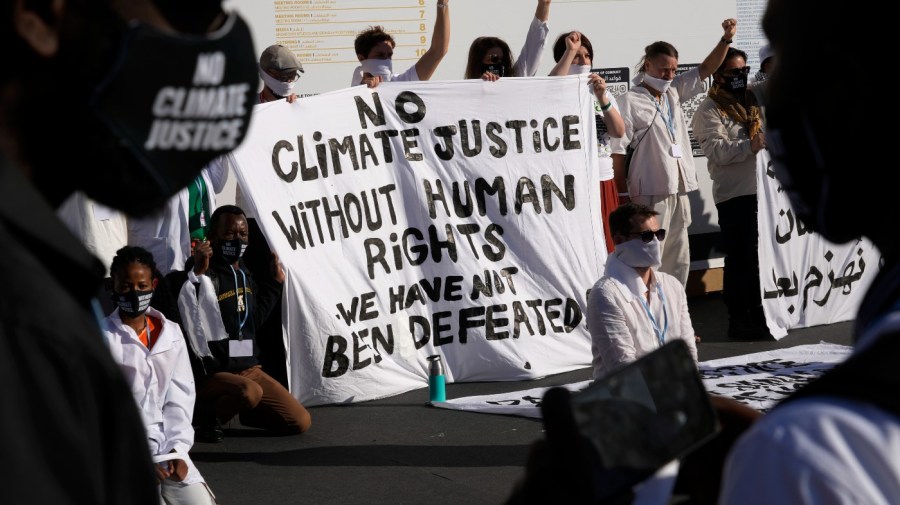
[
  {"x1": 199, "y1": 211, "x2": 206, "y2": 227},
  {"x1": 229, "y1": 339, "x2": 254, "y2": 357},
  {"x1": 670, "y1": 143, "x2": 683, "y2": 158}
]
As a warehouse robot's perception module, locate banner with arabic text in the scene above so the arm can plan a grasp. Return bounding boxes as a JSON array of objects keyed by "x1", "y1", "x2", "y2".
[{"x1": 757, "y1": 151, "x2": 879, "y2": 338}]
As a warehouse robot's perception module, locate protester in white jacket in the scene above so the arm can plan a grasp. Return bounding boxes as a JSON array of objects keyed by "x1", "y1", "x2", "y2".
[
  {"x1": 57, "y1": 191, "x2": 127, "y2": 276},
  {"x1": 128, "y1": 160, "x2": 228, "y2": 275},
  {"x1": 586, "y1": 202, "x2": 698, "y2": 379},
  {"x1": 104, "y1": 246, "x2": 216, "y2": 505}
]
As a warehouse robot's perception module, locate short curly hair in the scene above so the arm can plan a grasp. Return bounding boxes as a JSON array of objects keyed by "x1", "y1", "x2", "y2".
[
  {"x1": 110, "y1": 246, "x2": 158, "y2": 281},
  {"x1": 354, "y1": 26, "x2": 395, "y2": 58}
]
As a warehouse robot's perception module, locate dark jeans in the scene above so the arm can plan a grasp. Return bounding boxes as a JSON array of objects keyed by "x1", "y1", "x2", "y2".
[{"x1": 716, "y1": 195, "x2": 763, "y2": 322}]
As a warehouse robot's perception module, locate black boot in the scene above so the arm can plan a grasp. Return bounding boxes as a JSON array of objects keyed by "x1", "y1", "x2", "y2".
[
  {"x1": 194, "y1": 404, "x2": 225, "y2": 443},
  {"x1": 195, "y1": 423, "x2": 224, "y2": 443}
]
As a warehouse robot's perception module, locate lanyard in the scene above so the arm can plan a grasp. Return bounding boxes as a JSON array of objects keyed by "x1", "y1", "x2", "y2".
[
  {"x1": 653, "y1": 94, "x2": 677, "y2": 142},
  {"x1": 193, "y1": 176, "x2": 205, "y2": 214},
  {"x1": 231, "y1": 265, "x2": 249, "y2": 339},
  {"x1": 137, "y1": 317, "x2": 150, "y2": 349},
  {"x1": 638, "y1": 282, "x2": 668, "y2": 347}
]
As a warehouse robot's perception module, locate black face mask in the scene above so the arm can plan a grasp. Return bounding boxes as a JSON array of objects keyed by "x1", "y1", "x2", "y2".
[
  {"x1": 30, "y1": 10, "x2": 259, "y2": 216},
  {"x1": 481, "y1": 54, "x2": 506, "y2": 77},
  {"x1": 114, "y1": 289, "x2": 154, "y2": 318},
  {"x1": 218, "y1": 239, "x2": 248, "y2": 264},
  {"x1": 721, "y1": 73, "x2": 748, "y2": 92}
]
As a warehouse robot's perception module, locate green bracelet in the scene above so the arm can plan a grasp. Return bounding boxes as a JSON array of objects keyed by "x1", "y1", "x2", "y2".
[{"x1": 600, "y1": 101, "x2": 613, "y2": 112}]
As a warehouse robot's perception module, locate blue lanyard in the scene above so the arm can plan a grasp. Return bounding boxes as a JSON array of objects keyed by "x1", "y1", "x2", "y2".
[
  {"x1": 231, "y1": 265, "x2": 249, "y2": 338},
  {"x1": 653, "y1": 94, "x2": 677, "y2": 142},
  {"x1": 638, "y1": 282, "x2": 668, "y2": 347}
]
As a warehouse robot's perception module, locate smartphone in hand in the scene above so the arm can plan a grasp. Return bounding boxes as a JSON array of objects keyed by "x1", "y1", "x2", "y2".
[{"x1": 569, "y1": 340, "x2": 720, "y2": 500}]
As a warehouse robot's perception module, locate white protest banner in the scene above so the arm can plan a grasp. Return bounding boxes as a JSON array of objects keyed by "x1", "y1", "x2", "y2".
[
  {"x1": 230, "y1": 76, "x2": 604, "y2": 405},
  {"x1": 433, "y1": 343, "x2": 852, "y2": 417},
  {"x1": 698, "y1": 342, "x2": 851, "y2": 412},
  {"x1": 435, "y1": 380, "x2": 593, "y2": 419},
  {"x1": 757, "y1": 150, "x2": 880, "y2": 338}
]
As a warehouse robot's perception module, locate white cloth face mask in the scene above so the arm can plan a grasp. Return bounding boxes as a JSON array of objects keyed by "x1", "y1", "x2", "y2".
[
  {"x1": 569, "y1": 64, "x2": 591, "y2": 75},
  {"x1": 615, "y1": 237, "x2": 662, "y2": 268},
  {"x1": 641, "y1": 73, "x2": 673, "y2": 94},
  {"x1": 360, "y1": 58, "x2": 393, "y2": 81},
  {"x1": 259, "y1": 68, "x2": 297, "y2": 97}
]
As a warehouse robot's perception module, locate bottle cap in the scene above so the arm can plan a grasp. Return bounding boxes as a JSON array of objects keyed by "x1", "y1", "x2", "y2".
[{"x1": 427, "y1": 354, "x2": 444, "y2": 376}]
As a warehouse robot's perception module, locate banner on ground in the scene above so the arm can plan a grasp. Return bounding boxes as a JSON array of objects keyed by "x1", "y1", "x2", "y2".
[
  {"x1": 433, "y1": 343, "x2": 853, "y2": 417},
  {"x1": 230, "y1": 76, "x2": 605, "y2": 405},
  {"x1": 757, "y1": 151, "x2": 880, "y2": 338}
]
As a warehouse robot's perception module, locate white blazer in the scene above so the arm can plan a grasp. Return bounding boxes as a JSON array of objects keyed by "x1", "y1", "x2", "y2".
[
  {"x1": 103, "y1": 307, "x2": 205, "y2": 487},
  {"x1": 128, "y1": 160, "x2": 228, "y2": 275}
]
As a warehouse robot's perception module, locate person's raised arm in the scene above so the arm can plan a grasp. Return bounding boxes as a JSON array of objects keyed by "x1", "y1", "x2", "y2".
[
  {"x1": 698, "y1": 18, "x2": 737, "y2": 80},
  {"x1": 515, "y1": 0, "x2": 553, "y2": 76},
  {"x1": 414, "y1": 0, "x2": 451, "y2": 80},
  {"x1": 549, "y1": 31, "x2": 580, "y2": 76},
  {"x1": 535, "y1": 0, "x2": 552, "y2": 22}
]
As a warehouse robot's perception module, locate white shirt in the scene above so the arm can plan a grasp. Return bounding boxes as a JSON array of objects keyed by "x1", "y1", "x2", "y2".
[
  {"x1": 719, "y1": 397, "x2": 900, "y2": 504},
  {"x1": 128, "y1": 161, "x2": 228, "y2": 275},
  {"x1": 350, "y1": 64, "x2": 419, "y2": 86},
  {"x1": 57, "y1": 192, "x2": 127, "y2": 276},
  {"x1": 586, "y1": 252, "x2": 698, "y2": 379},
  {"x1": 511, "y1": 17, "x2": 550, "y2": 77},
  {"x1": 103, "y1": 307, "x2": 206, "y2": 487},
  {"x1": 594, "y1": 91, "x2": 620, "y2": 181},
  {"x1": 610, "y1": 68, "x2": 705, "y2": 196}
]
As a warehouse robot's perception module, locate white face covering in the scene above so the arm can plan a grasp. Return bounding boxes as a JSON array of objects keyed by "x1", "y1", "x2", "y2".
[
  {"x1": 360, "y1": 58, "x2": 393, "y2": 81},
  {"x1": 641, "y1": 73, "x2": 673, "y2": 94},
  {"x1": 615, "y1": 237, "x2": 662, "y2": 268},
  {"x1": 568, "y1": 64, "x2": 591, "y2": 75},
  {"x1": 259, "y1": 68, "x2": 297, "y2": 97}
]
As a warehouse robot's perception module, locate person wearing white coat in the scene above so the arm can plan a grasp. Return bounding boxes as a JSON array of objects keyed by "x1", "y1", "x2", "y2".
[
  {"x1": 104, "y1": 246, "x2": 216, "y2": 505},
  {"x1": 586, "y1": 202, "x2": 699, "y2": 379},
  {"x1": 128, "y1": 159, "x2": 228, "y2": 275}
]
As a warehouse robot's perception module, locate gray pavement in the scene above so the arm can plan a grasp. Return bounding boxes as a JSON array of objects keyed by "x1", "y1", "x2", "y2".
[{"x1": 194, "y1": 292, "x2": 855, "y2": 505}]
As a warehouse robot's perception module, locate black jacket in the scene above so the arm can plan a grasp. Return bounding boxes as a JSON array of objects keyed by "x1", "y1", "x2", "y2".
[
  {"x1": 165, "y1": 255, "x2": 282, "y2": 377},
  {"x1": 0, "y1": 157, "x2": 157, "y2": 504}
]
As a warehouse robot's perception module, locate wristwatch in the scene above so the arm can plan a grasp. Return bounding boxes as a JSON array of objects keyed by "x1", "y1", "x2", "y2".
[{"x1": 721, "y1": 37, "x2": 733, "y2": 44}]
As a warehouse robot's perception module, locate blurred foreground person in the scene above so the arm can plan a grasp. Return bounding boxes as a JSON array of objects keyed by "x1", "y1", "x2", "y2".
[
  {"x1": 0, "y1": 0, "x2": 257, "y2": 502},
  {"x1": 508, "y1": 2, "x2": 899, "y2": 504},
  {"x1": 718, "y1": 1, "x2": 900, "y2": 503}
]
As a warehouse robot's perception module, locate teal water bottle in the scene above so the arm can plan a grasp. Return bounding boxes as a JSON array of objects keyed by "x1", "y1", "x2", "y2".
[{"x1": 427, "y1": 355, "x2": 446, "y2": 403}]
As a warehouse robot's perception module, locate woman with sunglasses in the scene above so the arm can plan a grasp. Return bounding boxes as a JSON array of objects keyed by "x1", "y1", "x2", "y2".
[
  {"x1": 691, "y1": 47, "x2": 770, "y2": 340},
  {"x1": 586, "y1": 202, "x2": 699, "y2": 380},
  {"x1": 463, "y1": 0, "x2": 552, "y2": 81}
]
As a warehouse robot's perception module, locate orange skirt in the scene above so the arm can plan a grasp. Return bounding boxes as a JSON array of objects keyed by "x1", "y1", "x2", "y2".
[{"x1": 600, "y1": 179, "x2": 619, "y2": 254}]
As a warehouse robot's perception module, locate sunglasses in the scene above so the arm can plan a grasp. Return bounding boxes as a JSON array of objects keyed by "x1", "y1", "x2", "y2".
[
  {"x1": 627, "y1": 228, "x2": 667, "y2": 243},
  {"x1": 719, "y1": 66, "x2": 751, "y2": 77}
]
